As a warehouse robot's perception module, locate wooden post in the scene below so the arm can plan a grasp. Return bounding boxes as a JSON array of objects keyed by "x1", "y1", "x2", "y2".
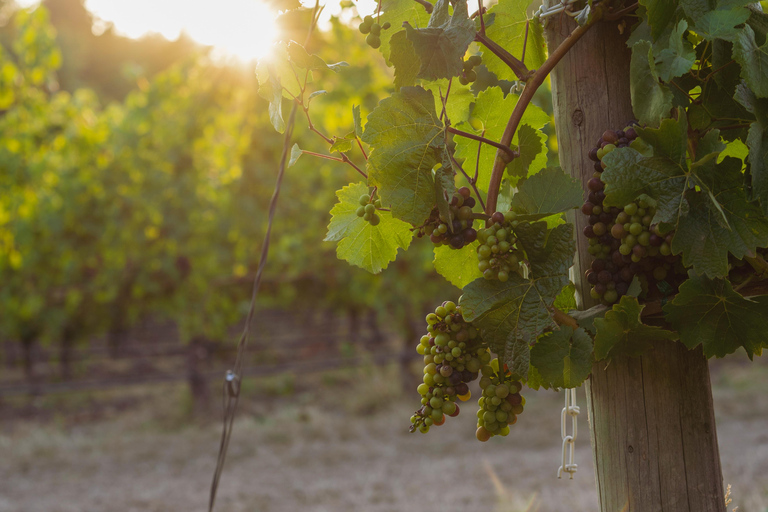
[{"x1": 545, "y1": 13, "x2": 726, "y2": 512}]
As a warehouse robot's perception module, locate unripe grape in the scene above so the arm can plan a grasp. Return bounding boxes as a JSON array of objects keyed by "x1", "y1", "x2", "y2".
[{"x1": 366, "y1": 34, "x2": 381, "y2": 48}]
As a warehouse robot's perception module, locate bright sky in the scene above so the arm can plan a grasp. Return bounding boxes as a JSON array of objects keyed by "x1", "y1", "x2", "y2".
[{"x1": 16, "y1": 0, "x2": 378, "y2": 62}]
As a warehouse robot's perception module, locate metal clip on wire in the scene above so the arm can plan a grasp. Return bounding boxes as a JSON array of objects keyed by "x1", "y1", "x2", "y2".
[
  {"x1": 225, "y1": 370, "x2": 241, "y2": 398},
  {"x1": 557, "y1": 388, "x2": 580, "y2": 479}
]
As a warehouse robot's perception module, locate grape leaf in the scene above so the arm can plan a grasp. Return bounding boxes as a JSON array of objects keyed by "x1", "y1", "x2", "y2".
[
  {"x1": 672, "y1": 157, "x2": 768, "y2": 277},
  {"x1": 423, "y1": 79, "x2": 474, "y2": 126},
  {"x1": 693, "y1": 7, "x2": 751, "y2": 41},
  {"x1": 325, "y1": 182, "x2": 414, "y2": 273},
  {"x1": 353, "y1": 105, "x2": 363, "y2": 137},
  {"x1": 509, "y1": 166, "x2": 583, "y2": 220},
  {"x1": 377, "y1": 0, "x2": 433, "y2": 64},
  {"x1": 735, "y1": 84, "x2": 768, "y2": 211},
  {"x1": 554, "y1": 282, "x2": 577, "y2": 312},
  {"x1": 390, "y1": 30, "x2": 420, "y2": 89},
  {"x1": 362, "y1": 86, "x2": 444, "y2": 225},
  {"x1": 639, "y1": 0, "x2": 679, "y2": 40},
  {"x1": 257, "y1": 70, "x2": 285, "y2": 133},
  {"x1": 680, "y1": 0, "x2": 715, "y2": 23},
  {"x1": 288, "y1": 144, "x2": 302, "y2": 167},
  {"x1": 655, "y1": 20, "x2": 696, "y2": 82},
  {"x1": 732, "y1": 24, "x2": 768, "y2": 98},
  {"x1": 433, "y1": 158, "x2": 455, "y2": 228},
  {"x1": 530, "y1": 326, "x2": 593, "y2": 389},
  {"x1": 453, "y1": 87, "x2": 549, "y2": 193},
  {"x1": 663, "y1": 274, "x2": 768, "y2": 358},
  {"x1": 482, "y1": 0, "x2": 546, "y2": 82},
  {"x1": 631, "y1": 41, "x2": 674, "y2": 126},
  {"x1": 460, "y1": 223, "x2": 574, "y2": 378},
  {"x1": 404, "y1": 0, "x2": 476, "y2": 81},
  {"x1": 330, "y1": 136, "x2": 354, "y2": 153},
  {"x1": 287, "y1": 41, "x2": 349, "y2": 71},
  {"x1": 507, "y1": 124, "x2": 542, "y2": 178},
  {"x1": 257, "y1": 42, "x2": 304, "y2": 99},
  {"x1": 593, "y1": 296, "x2": 677, "y2": 360},
  {"x1": 434, "y1": 242, "x2": 482, "y2": 289}
]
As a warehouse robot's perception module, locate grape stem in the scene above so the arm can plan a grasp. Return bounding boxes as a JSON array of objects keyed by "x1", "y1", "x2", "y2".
[
  {"x1": 745, "y1": 253, "x2": 768, "y2": 277},
  {"x1": 447, "y1": 126, "x2": 517, "y2": 162},
  {"x1": 552, "y1": 308, "x2": 579, "y2": 330},
  {"x1": 484, "y1": 4, "x2": 605, "y2": 215},
  {"x1": 448, "y1": 152, "x2": 488, "y2": 212},
  {"x1": 474, "y1": 32, "x2": 531, "y2": 81}
]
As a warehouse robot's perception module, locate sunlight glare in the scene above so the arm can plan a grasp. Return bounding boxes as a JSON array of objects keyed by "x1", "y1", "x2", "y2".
[{"x1": 82, "y1": 0, "x2": 280, "y2": 62}]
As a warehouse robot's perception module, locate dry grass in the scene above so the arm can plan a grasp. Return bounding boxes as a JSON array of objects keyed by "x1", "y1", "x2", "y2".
[{"x1": 0, "y1": 357, "x2": 766, "y2": 512}]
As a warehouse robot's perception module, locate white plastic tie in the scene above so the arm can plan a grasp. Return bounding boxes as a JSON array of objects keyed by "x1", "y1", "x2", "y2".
[{"x1": 557, "y1": 387, "x2": 580, "y2": 479}]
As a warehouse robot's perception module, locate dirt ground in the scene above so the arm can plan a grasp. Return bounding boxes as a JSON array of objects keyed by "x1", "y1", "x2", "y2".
[{"x1": 0, "y1": 357, "x2": 766, "y2": 512}]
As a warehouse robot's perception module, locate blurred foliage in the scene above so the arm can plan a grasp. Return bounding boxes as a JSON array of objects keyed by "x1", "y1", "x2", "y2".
[{"x1": 0, "y1": 2, "x2": 454, "y2": 363}]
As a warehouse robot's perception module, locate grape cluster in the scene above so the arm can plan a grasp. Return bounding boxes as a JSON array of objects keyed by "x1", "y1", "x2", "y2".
[
  {"x1": 415, "y1": 186, "x2": 478, "y2": 249},
  {"x1": 475, "y1": 360, "x2": 524, "y2": 442},
  {"x1": 581, "y1": 126, "x2": 683, "y2": 305},
  {"x1": 358, "y1": 15, "x2": 390, "y2": 49},
  {"x1": 459, "y1": 55, "x2": 482, "y2": 85},
  {"x1": 410, "y1": 301, "x2": 488, "y2": 434},
  {"x1": 356, "y1": 193, "x2": 382, "y2": 226},
  {"x1": 476, "y1": 211, "x2": 522, "y2": 282}
]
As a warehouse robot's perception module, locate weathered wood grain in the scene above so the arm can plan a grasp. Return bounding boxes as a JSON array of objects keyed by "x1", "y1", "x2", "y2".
[{"x1": 544, "y1": 12, "x2": 726, "y2": 512}]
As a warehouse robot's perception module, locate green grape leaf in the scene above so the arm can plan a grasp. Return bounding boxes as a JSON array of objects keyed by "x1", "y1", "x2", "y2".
[
  {"x1": 424, "y1": 78, "x2": 474, "y2": 126},
  {"x1": 506, "y1": 124, "x2": 543, "y2": 178},
  {"x1": 570, "y1": 304, "x2": 609, "y2": 335},
  {"x1": 663, "y1": 274, "x2": 768, "y2": 358},
  {"x1": 453, "y1": 87, "x2": 549, "y2": 193},
  {"x1": 509, "y1": 166, "x2": 583, "y2": 220},
  {"x1": 639, "y1": 0, "x2": 678, "y2": 40},
  {"x1": 630, "y1": 41, "x2": 674, "y2": 126},
  {"x1": 325, "y1": 182, "x2": 414, "y2": 273},
  {"x1": 404, "y1": 0, "x2": 476, "y2": 81},
  {"x1": 735, "y1": 85, "x2": 768, "y2": 210},
  {"x1": 655, "y1": 20, "x2": 696, "y2": 82},
  {"x1": 377, "y1": 0, "x2": 433, "y2": 64},
  {"x1": 530, "y1": 326, "x2": 593, "y2": 389},
  {"x1": 593, "y1": 296, "x2": 677, "y2": 360},
  {"x1": 288, "y1": 144, "x2": 303, "y2": 167},
  {"x1": 257, "y1": 42, "x2": 305, "y2": 99},
  {"x1": 693, "y1": 7, "x2": 751, "y2": 41},
  {"x1": 330, "y1": 136, "x2": 354, "y2": 153},
  {"x1": 287, "y1": 41, "x2": 349, "y2": 71},
  {"x1": 554, "y1": 282, "x2": 577, "y2": 312},
  {"x1": 362, "y1": 86, "x2": 444, "y2": 225},
  {"x1": 257, "y1": 70, "x2": 285, "y2": 133},
  {"x1": 680, "y1": 0, "x2": 714, "y2": 23},
  {"x1": 353, "y1": 105, "x2": 363, "y2": 137},
  {"x1": 483, "y1": 0, "x2": 546, "y2": 82},
  {"x1": 434, "y1": 241, "x2": 483, "y2": 289},
  {"x1": 460, "y1": 223, "x2": 574, "y2": 378},
  {"x1": 700, "y1": 78, "x2": 753, "y2": 140},
  {"x1": 672, "y1": 157, "x2": 768, "y2": 277},
  {"x1": 390, "y1": 30, "x2": 420, "y2": 89},
  {"x1": 733, "y1": 24, "x2": 768, "y2": 98},
  {"x1": 433, "y1": 158, "x2": 456, "y2": 228}
]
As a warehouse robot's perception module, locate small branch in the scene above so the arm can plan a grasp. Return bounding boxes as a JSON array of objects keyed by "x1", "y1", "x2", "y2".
[
  {"x1": 302, "y1": 150, "x2": 344, "y2": 162},
  {"x1": 702, "y1": 59, "x2": 735, "y2": 82},
  {"x1": 485, "y1": 6, "x2": 604, "y2": 214},
  {"x1": 521, "y1": 21, "x2": 529, "y2": 65},
  {"x1": 717, "y1": 123, "x2": 751, "y2": 131},
  {"x1": 475, "y1": 32, "x2": 531, "y2": 81},
  {"x1": 553, "y1": 308, "x2": 579, "y2": 330},
  {"x1": 449, "y1": 153, "x2": 487, "y2": 212},
  {"x1": 356, "y1": 137, "x2": 368, "y2": 160},
  {"x1": 604, "y1": 2, "x2": 638, "y2": 21},
  {"x1": 340, "y1": 152, "x2": 368, "y2": 179},
  {"x1": 448, "y1": 127, "x2": 517, "y2": 162},
  {"x1": 477, "y1": 0, "x2": 485, "y2": 34},
  {"x1": 745, "y1": 254, "x2": 768, "y2": 277},
  {"x1": 474, "y1": 128, "x2": 484, "y2": 183},
  {"x1": 412, "y1": 0, "x2": 433, "y2": 13}
]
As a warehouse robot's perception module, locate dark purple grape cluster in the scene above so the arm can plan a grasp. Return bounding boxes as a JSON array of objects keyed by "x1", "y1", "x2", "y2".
[
  {"x1": 410, "y1": 301, "x2": 487, "y2": 434},
  {"x1": 415, "y1": 187, "x2": 478, "y2": 249},
  {"x1": 581, "y1": 126, "x2": 684, "y2": 305}
]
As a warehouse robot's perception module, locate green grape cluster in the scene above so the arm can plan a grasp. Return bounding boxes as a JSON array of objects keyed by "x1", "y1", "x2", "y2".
[
  {"x1": 475, "y1": 360, "x2": 525, "y2": 442},
  {"x1": 358, "y1": 15, "x2": 390, "y2": 49},
  {"x1": 459, "y1": 55, "x2": 482, "y2": 85},
  {"x1": 409, "y1": 300, "x2": 489, "y2": 434},
  {"x1": 355, "y1": 193, "x2": 382, "y2": 226},
  {"x1": 476, "y1": 211, "x2": 522, "y2": 282},
  {"x1": 415, "y1": 186, "x2": 478, "y2": 249}
]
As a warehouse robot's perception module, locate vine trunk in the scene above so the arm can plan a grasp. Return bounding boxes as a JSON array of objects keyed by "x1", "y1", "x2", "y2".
[{"x1": 545, "y1": 13, "x2": 726, "y2": 512}]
